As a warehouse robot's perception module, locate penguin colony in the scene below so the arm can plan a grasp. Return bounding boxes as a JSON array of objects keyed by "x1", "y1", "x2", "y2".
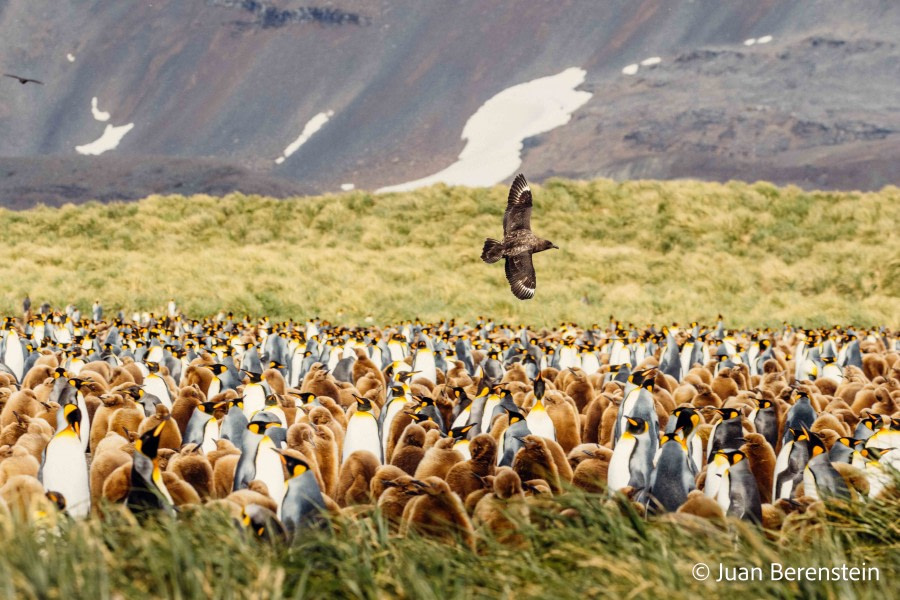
[{"x1": 0, "y1": 310, "x2": 898, "y2": 547}]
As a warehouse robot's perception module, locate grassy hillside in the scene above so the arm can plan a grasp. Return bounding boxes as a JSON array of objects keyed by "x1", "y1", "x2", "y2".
[
  {"x1": 2, "y1": 492, "x2": 897, "y2": 599},
  {"x1": 0, "y1": 178, "x2": 897, "y2": 327}
]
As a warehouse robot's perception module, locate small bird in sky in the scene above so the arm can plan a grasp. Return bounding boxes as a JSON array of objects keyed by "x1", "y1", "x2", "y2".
[
  {"x1": 4, "y1": 73, "x2": 43, "y2": 85},
  {"x1": 481, "y1": 174, "x2": 558, "y2": 300}
]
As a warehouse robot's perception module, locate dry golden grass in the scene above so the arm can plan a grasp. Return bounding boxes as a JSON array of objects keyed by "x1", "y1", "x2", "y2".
[{"x1": 0, "y1": 178, "x2": 897, "y2": 326}]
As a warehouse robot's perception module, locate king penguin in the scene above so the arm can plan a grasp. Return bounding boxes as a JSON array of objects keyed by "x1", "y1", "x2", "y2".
[
  {"x1": 40, "y1": 404, "x2": 90, "y2": 518},
  {"x1": 232, "y1": 412, "x2": 285, "y2": 503},
  {"x1": 802, "y1": 429, "x2": 851, "y2": 501},
  {"x1": 274, "y1": 449, "x2": 328, "y2": 534},
  {"x1": 608, "y1": 417, "x2": 655, "y2": 494},
  {"x1": 715, "y1": 449, "x2": 762, "y2": 524},
  {"x1": 241, "y1": 370, "x2": 268, "y2": 420},
  {"x1": 498, "y1": 409, "x2": 532, "y2": 467},
  {"x1": 142, "y1": 361, "x2": 173, "y2": 409},
  {"x1": 343, "y1": 395, "x2": 382, "y2": 465},
  {"x1": 525, "y1": 372, "x2": 555, "y2": 441},
  {"x1": 183, "y1": 400, "x2": 224, "y2": 454},
  {"x1": 647, "y1": 431, "x2": 695, "y2": 513},
  {"x1": 126, "y1": 421, "x2": 176, "y2": 516},
  {"x1": 772, "y1": 428, "x2": 810, "y2": 501},
  {"x1": 748, "y1": 397, "x2": 778, "y2": 451}
]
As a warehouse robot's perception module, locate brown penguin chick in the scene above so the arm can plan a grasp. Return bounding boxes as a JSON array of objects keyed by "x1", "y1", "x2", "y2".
[
  {"x1": 308, "y1": 405, "x2": 345, "y2": 457},
  {"x1": 761, "y1": 503, "x2": 786, "y2": 531},
  {"x1": 384, "y1": 404, "x2": 417, "y2": 461},
  {"x1": 225, "y1": 485, "x2": 279, "y2": 513},
  {"x1": 445, "y1": 434, "x2": 497, "y2": 500},
  {"x1": 262, "y1": 367, "x2": 287, "y2": 396},
  {"x1": 572, "y1": 446, "x2": 614, "y2": 494},
  {"x1": 740, "y1": 432, "x2": 776, "y2": 505},
  {"x1": 101, "y1": 463, "x2": 133, "y2": 503},
  {"x1": 377, "y1": 474, "x2": 419, "y2": 527},
  {"x1": 563, "y1": 369, "x2": 594, "y2": 414},
  {"x1": 213, "y1": 454, "x2": 240, "y2": 499},
  {"x1": 677, "y1": 490, "x2": 725, "y2": 521},
  {"x1": 11, "y1": 423, "x2": 52, "y2": 463},
  {"x1": 0, "y1": 475, "x2": 50, "y2": 521},
  {"x1": 90, "y1": 445, "x2": 131, "y2": 504},
  {"x1": 301, "y1": 364, "x2": 343, "y2": 407},
  {"x1": 335, "y1": 450, "x2": 380, "y2": 507},
  {"x1": 862, "y1": 354, "x2": 887, "y2": 381},
  {"x1": 370, "y1": 465, "x2": 408, "y2": 500},
  {"x1": 170, "y1": 385, "x2": 205, "y2": 435},
  {"x1": 692, "y1": 383, "x2": 722, "y2": 409},
  {"x1": 182, "y1": 365, "x2": 214, "y2": 396},
  {"x1": 581, "y1": 395, "x2": 610, "y2": 445},
  {"x1": 0, "y1": 445, "x2": 40, "y2": 486},
  {"x1": 473, "y1": 466, "x2": 529, "y2": 547},
  {"x1": 414, "y1": 437, "x2": 464, "y2": 481},
  {"x1": 353, "y1": 348, "x2": 385, "y2": 389},
  {"x1": 832, "y1": 462, "x2": 869, "y2": 500},
  {"x1": 446, "y1": 360, "x2": 474, "y2": 389},
  {"x1": 0, "y1": 413, "x2": 31, "y2": 447},
  {"x1": 137, "y1": 405, "x2": 182, "y2": 450},
  {"x1": 544, "y1": 391, "x2": 581, "y2": 453},
  {"x1": 21, "y1": 365, "x2": 53, "y2": 390},
  {"x1": 401, "y1": 476, "x2": 475, "y2": 549},
  {"x1": 167, "y1": 445, "x2": 215, "y2": 500},
  {"x1": 206, "y1": 439, "x2": 241, "y2": 469},
  {"x1": 512, "y1": 435, "x2": 562, "y2": 494},
  {"x1": 0, "y1": 390, "x2": 41, "y2": 428},
  {"x1": 355, "y1": 372, "x2": 384, "y2": 406},
  {"x1": 107, "y1": 366, "x2": 136, "y2": 388},
  {"x1": 305, "y1": 421, "x2": 339, "y2": 498},
  {"x1": 542, "y1": 436, "x2": 574, "y2": 484},
  {"x1": 121, "y1": 361, "x2": 145, "y2": 385},
  {"x1": 89, "y1": 393, "x2": 126, "y2": 453},
  {"x1": 598, "y1": 399, "x2": 621, "y2": 448},
  {"x1": 673, "y1": 383, "x2": 698, "y2": 407},
  {"x1": 161, "y1": 471, "x2": 201, "y2": 506},
  {"x1": 317, "y1": 396, "x2": 348, "y2": 430},
  {"x1": 812, "y1": 413, "x2": 847, "y2": 437},
  {"x1": 390, "y1": 424, "x2": 428, "y2": 475},
  {"x1": 814, "y1": 377, "x2": 838, "y2": 397},
  {"x1": 107, "y1": 399, "x2": 144, "y2": 440}
]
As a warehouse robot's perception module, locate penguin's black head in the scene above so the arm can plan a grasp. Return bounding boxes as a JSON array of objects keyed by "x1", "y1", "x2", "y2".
[
  {"x1": 210, "y1": 364, "x2": 228, "y2": 375},
  {"x1": 505, "y1": 408, "x2": 526, "y2": 424},
  {"x1": 274, "y1": 449, "x2": 310, "y2": 479},
  {"x1": 859, "y1": 415, "x2": 882, "y2": 432},
  {"x1": 758, "y1": 399, "x2": 773, "y2": 410},
  {"x1": 355, "y1": 395, "x2": 373, "y2": 412},
  {"x1": 718, "y1": 407, "x2": 742, "y2": 422},
  {"x1": 198, "y1": 401, "x2": 223, "y2": 413},
  {"x1": 533, "y1": 371, "x2": 545, "y2": 401},
  {"x1": 623, "y1": 417, "x2": 648, "y2": 436},
  {"x1": 451, "y1": 387, "x2": 468, "y2": 401},
  {"x1": 45, "y1": 490, "x2": 67, "y2": 511},
  {"x1": 62, "y1": 403, "x2": 82, "y2": 436},
  {"x1": 804, "y1": 429, "x2": 827, "y2": 457},
  {"x1": 673, "y1": 407, "x2": 700, "y2": 433},
  {"x1": 134, "y1": 421, "x2": 167, "y2": 459},
  {"x1": 408, "y1": 412, "x2": 434, "y2": 424},
  {"x1": 716, "y1": 449, "x2": 745, "y2": 466},
  {"x1": 145, "y1": 361, "x2": 159, "y2": 373},
  {"x1": 449, "y1": 424, "x2": 474, "y2": 439},
  {"x1": 53, "y1": 367, "x2": 68, "y2": 379}
]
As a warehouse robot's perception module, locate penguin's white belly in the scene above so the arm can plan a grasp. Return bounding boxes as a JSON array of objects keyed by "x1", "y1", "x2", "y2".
[
  {"x1": 413, "y1": 351, "x2": 437, "y2": 385},
  {"x1": 525, "y1": 408, "x2": 556, "y2": 441},
  {"x1": 803, "y1": 468, "x2": 819, "y2": 501},
  {"x1": 143, "y1": 375, "x2": 172, "y2": 409},
  {"x1": 4, "y1": 333, "x2": 24, "y2": 382},
  {"x1": 255, "y1": 438, "x2": 286, "y2": 506},
  {"x1": 716, "y1": 469, "x2": 732, "y2": 512},
  {"x1": 344, "y1": 413, "x2": 381, "y2": 465},
  {"x1": 42, "y1": 433, "x2": 90, "y2": 518},
  {"x1": 201, "y1": 418, "x2": 219, "y2": 454},
  {"x1": 704, "y1": 460, "x2": 728, "y2": 499},
  {"x1": 608, "y1": 436, "x2": 636, "y2": 492},
  {"x1": 242, "y1": 385, "x2": 266, "y2": 420}
]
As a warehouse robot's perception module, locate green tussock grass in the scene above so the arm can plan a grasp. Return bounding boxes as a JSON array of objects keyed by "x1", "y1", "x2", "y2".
[
  {"x1": 0, "y1": 491, "x2": 897, "y2": 599},
  {"x1": 0, "y1": 178, "x2": 897, "y2": 327}
]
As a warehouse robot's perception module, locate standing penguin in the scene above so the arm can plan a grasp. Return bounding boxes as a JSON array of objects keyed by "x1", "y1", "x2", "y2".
[
  {"x1": 220, "y1": 398, "x2": 248, "y2": 444},
  {"x1": 183, "y1": 401, "x2": 224, "y2": 454},
  {"x1": 748, "y1": 397, "x2": 778, "y2": 451},
  {"x1": 802, "y1": 430, "x2": 851, "y2": 501},
  {"x1": 706, "y1": 408, "x2": 744, "y2": 460},
  {"x1": 40, "y1": 404, "x2": 90, "y2": 518},
  {"x1": 647, "y1": 431, "x2": 696, "y2": 512},
  {"x1": 498, "y1": 409, "x2": 532, "y2": 467},
  {"x1": 781, "y1": 391, "x2": 817, "y2": 446},
  {"x1": 772, "y1": 428, "x2": 810, "y2": 501},
  {"x1": 142, "y1": 362, "x2": 173, "y2": 409},
  {"x1": 715, "y1": 449, "x2": 762, "y2": 524},
  {"x1": 666, "y1": 407, "x2": 703, "y2": 472},
  {"x1": 525, "y1": 372, "x2": 555, "y2": 442},
  {"x1": 343, "y1": 395, "x2": 382, "y2": 465},
  {"x1": 232, "y1": 413, "x2": 286, "y2": 509},
  {"x1": 608, "y1": 417, "x2": 655, "y2": 494},
  {"x1": 274, "y1": 449, "x2": 328, "y2": 534},
  {"x1": 126, "y1": 422, "x2": 176, "y2": 517},
  {"x1": 241, "y1": 371, "x2": 269, "y2": 420}
]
